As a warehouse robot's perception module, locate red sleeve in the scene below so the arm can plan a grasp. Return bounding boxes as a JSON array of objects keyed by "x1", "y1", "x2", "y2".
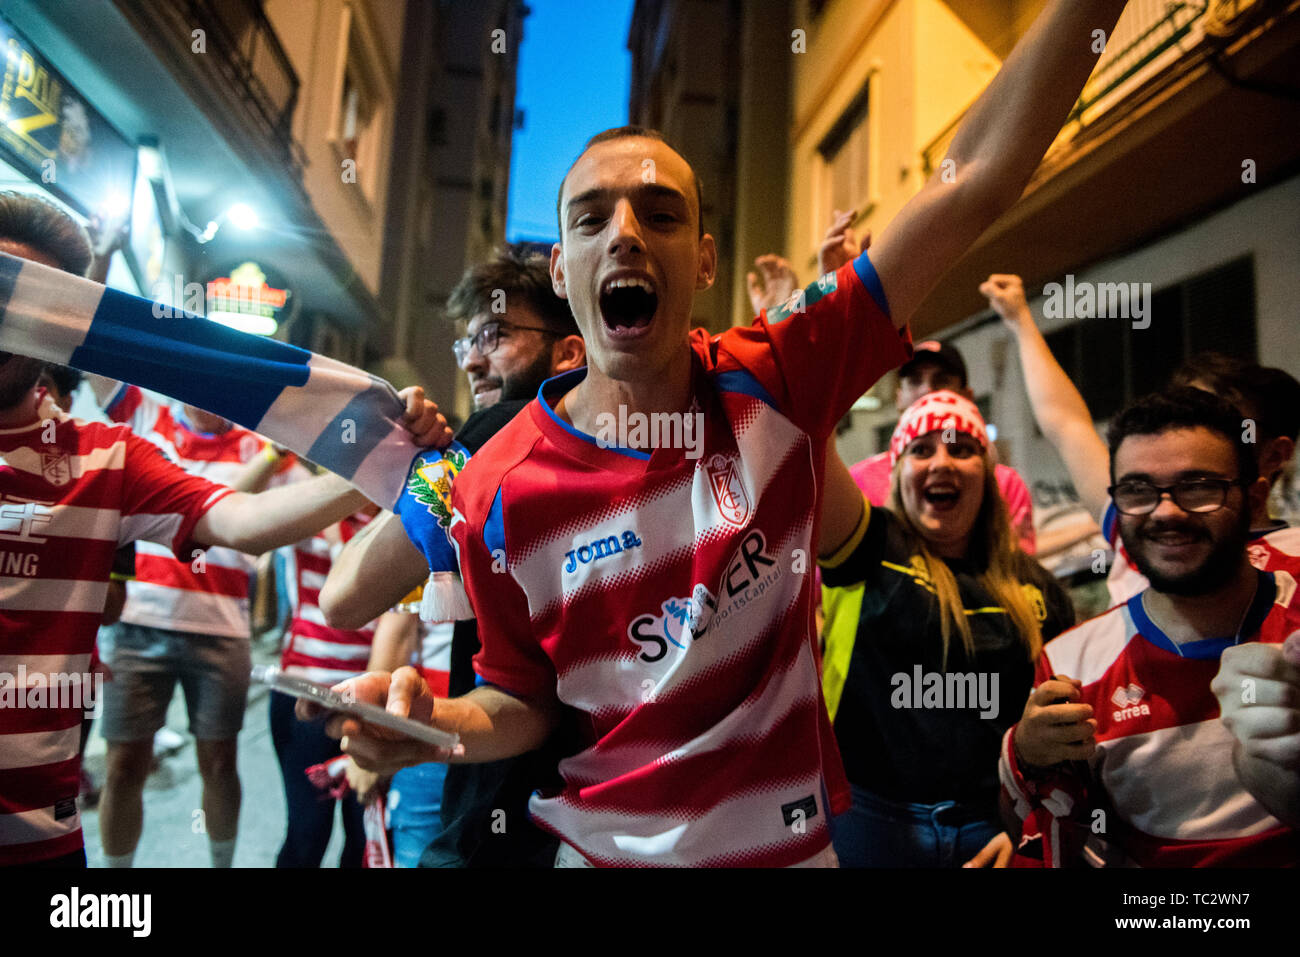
[
  {"x1": 118, "y1": 430, "x2": 235, "y2": 558},
  {"x1": 996, "y1": 465, "x2": 1037, "y2": 554},
  {"x1": 104, "y1": 383, "x2": 152, "y2": 432},
  {"x1": 449, "y1": 484, "x2": 557, "y2": 701},
  {"x1": 714, "y1": 252, "x2": 912, "y2": 440}
]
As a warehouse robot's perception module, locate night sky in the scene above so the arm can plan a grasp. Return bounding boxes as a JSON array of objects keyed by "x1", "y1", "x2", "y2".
[{"x1": 506, "y1": 0, "x2": 635, "y2": 243}]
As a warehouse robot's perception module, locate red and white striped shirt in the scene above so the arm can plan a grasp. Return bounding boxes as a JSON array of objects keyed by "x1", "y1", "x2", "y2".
[
  {"x1": 449, "y1": 255, "x2": 911, "y2": 866},
  {"x1": 105, "y1": 384, "x2": 288, "y2": 639},
  {"x1": 415, "y1": 618, "x2": 452, "y2": 699},
  {"x1": 0, "y1": 397, "x2": 232, "y2": 864},
  {"x1": 280, "y1": 514, "x2": 375, "y2": 686}
]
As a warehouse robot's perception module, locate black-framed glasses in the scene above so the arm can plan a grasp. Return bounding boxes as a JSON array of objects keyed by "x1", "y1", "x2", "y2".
[
  {"x1": 452, "y1": 320, "x2": 558, "y2": 365},
  {"x1": 1107, "y1": 478, "x2": 1244, "y2": 516}
]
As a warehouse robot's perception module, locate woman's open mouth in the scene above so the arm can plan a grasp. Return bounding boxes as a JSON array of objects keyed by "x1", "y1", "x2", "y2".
[
  {"x1": 599, "y1": 275, "x2": 658, "y2": 340},
  {"x1": 922, "y1": 483, "x2": 960, "y2": 511}
]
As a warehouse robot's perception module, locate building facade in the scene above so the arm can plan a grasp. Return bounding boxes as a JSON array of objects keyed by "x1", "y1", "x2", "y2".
[
  {"x1": 0, "y1": 0, "x2": 523, "y2": 421},
  {"x1": 786, "y1": 0, "x2": 1300, "y2": 543},
  {"x1": 628, "y1": 0, "x2": 793, "y2": 334}
]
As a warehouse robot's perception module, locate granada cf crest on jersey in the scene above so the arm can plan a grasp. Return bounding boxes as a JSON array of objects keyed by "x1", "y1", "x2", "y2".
[
  {"x1": 705, "y1": 452, "x2": 750, "y2": 527},
  {"x1": 40, "y1": 451, "x2": 72, "y2": 486},
  {"x1": 406, "y1": 447, "x2": 468, "y2": 528}
]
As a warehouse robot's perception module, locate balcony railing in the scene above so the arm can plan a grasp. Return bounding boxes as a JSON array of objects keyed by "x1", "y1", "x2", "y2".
[
  {"x1": 922, "y1": 0, "x2": 1214, "y2": 176},
  {"x1": 1069, "y1": 0, "x2": 1209, "y2": 120},
  {"x1": 118, "y1": 0, "x2": 304, "y2": 172}
]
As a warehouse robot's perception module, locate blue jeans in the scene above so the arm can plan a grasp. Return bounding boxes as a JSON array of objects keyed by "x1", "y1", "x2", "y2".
[
  {"x1": 832, "y1": 784, "x2": 1000, "y2": 867},
  {"x1": 269, "y1": 691, "x2": 365, "y2": 868},
  {"x1": 389, "y1": 763, "x2": 448, "y2": 869}
]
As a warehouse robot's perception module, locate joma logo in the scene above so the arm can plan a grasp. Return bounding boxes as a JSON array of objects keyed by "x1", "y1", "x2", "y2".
[{"x1": 563, "y1": 530, "x2": 643, "y2": 574}]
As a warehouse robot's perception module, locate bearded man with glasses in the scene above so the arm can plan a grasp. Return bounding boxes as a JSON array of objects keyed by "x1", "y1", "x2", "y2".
[
  {"x1": 318, "y1": 245, "x2": 585, "y2": 868},
  {"x1": 999, "y1": 387, "x2": 1300, "y2": 866},
  {"x1": 449, "y1": 247, "x2": 586, "y2": 411}
]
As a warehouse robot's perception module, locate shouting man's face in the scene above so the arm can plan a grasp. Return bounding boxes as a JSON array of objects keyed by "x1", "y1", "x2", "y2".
[{"x1": 551, "y1": 136, "x2": 715, "y2": 386}]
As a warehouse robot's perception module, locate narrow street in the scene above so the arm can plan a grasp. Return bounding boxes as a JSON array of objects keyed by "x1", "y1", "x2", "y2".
[{"x1": 79, "y1": 635, "x2": 350, "y2": 868}]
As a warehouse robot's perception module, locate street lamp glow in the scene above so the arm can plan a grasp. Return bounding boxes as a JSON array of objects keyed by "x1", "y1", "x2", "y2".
[
  {"x1": 226, "y1": 203, "x2": 259, "y2": 231},
  {"x1": 101, "y1": 192, "x2": 130, "y2": 219},
  {"x1": 206, "y1": 309, "x2": 277, "y2": 336}
]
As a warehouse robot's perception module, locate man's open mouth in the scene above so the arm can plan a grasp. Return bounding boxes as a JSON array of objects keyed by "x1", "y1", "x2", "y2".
[{"x1": 599, "y1": 275, "x2": 658, "y2": 337}]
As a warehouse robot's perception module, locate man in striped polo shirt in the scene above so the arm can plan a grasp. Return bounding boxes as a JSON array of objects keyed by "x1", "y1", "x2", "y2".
[
  {"x1": 87, "y1": 375, "x2": 307, "y2": 870},
  {"x1": 0, "y1": 192, "x2": 447, "y2": 868}
]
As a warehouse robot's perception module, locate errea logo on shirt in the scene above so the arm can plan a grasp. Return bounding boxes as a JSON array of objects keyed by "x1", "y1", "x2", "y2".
[{"x1": 1111, "y1": 683, "x2": 1150, "y2": 722}]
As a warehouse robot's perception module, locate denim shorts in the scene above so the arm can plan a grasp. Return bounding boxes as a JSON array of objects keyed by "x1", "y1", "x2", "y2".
[{"x1": 98, "y1": 622, "x2": 250, "y2": 742}]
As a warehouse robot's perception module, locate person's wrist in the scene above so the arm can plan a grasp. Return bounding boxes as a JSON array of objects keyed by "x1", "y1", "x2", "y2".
[{"x1": 1013, "y1": 729, "x2": 1047, "y2": 777}]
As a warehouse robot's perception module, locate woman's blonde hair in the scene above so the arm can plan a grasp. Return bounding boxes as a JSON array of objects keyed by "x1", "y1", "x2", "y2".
[{"x1": 888, "y1": 454, "x2": 1043, "y2": 670}]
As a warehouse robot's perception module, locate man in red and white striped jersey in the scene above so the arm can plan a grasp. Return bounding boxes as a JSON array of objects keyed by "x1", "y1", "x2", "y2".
[
  {"x1": 271, "y1": 508, "x2": 379, "y2": 868},
  {"x1": 1001, "y1": 389, "x2": 1299, "y2": 866},
  {"x1": 88, "y1": 376, "x2": 306, "y2": 870},
  {"x1": 0, "y1": 193, "x2": 448, "y2": 868},
  {"x1": 324, "y1": 0, "x2": 1134, "y2": 868}
]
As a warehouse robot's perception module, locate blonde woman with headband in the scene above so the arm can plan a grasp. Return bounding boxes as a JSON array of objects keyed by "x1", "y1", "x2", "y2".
[{"x1": 818, "y1": 391, "x2": 1075, "y2": 867}]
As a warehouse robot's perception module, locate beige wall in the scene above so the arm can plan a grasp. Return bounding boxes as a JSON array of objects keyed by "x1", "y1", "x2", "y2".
[
  {"x1": 788, "y1": 0, "x2": 1002, "y2": 274},
  {"x1": 263, "y1": 0, "x2": 403, "y2": 297}
]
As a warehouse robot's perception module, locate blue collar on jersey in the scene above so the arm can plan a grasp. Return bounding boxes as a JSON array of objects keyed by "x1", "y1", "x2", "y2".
[
  {"x1": 535, "y1": 366, "x2": 652, "y2": 461},
  {"x1": 1128, "y1": 569, "x2": 1277, "y2": 660},
  {"x1": 175, "y1": 407, "x2": 230, "y2": 439}
]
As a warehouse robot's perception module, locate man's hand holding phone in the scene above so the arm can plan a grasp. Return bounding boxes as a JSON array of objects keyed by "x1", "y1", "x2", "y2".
[
  {"x1": 294, "y1": 667, "x2": 462, "y2": 773},
  {"x1": 1013, "y1": 675, "x2": 1097, "y2": 769}
]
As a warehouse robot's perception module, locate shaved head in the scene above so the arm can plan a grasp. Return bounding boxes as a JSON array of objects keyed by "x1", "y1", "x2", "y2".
[{"x1": 557, "y1": 126, "x2": 703, "y2": 240}]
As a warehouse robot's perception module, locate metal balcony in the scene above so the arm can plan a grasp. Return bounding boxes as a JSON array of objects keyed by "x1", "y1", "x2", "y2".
[
  {"x1": 922, "y1": 0, "x2": 1224, "y2": 176},
  {"x1": 1069, "y1": 0, "x2": 1209, "y2": 121},
  {"x1": 115, "y1": 0, "x2": 304, "y2": 173}
]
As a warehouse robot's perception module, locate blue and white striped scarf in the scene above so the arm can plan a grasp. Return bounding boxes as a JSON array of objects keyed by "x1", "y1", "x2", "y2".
[{"x1": 0, "y1": 250, "x2": 424, "y2": 511}]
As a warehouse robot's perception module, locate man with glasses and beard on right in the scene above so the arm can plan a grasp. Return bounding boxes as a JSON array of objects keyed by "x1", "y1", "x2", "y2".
[{"x1": 1000, "y1": 387, "x2": 1299, "y2": 867}]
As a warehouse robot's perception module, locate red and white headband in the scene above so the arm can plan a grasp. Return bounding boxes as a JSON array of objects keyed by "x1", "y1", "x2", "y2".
[{"x1": 889, "y1": 390, "x2": 989, "y2": 468}]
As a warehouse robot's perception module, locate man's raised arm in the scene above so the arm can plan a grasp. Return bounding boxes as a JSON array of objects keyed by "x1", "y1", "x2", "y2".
[
  {"x1": 870, "y1": 0, "x2": 1129, "y2": 328},
  {"x1": 983, "y1": 274, "x2": 1111, "y2": 523}
]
